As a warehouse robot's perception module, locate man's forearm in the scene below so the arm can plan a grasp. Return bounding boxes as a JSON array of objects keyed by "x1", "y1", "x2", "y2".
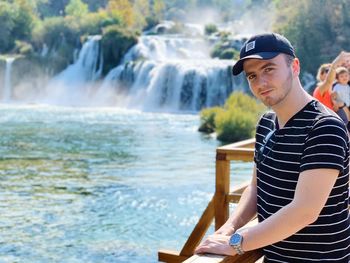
[
  {"x1": 240, "y1": 168, "x2": 339, "y2": 253},
  {"x1": 223, "y1": 183, "x2": 257, "y2": 231},
  {"x1": 240, "y1": 200, "x2": 316, "y2": 252}
]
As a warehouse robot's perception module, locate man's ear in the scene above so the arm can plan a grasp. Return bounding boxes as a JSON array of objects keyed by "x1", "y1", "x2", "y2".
[{"x1": 292, "y1": 58, "x2": 300, "y2": 76}]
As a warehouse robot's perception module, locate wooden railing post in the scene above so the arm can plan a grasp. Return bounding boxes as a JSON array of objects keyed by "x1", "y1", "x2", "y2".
[
  {"x1": 158, "y1": 139, "x2": 257, "y2": 263},
  {"x1": 215, "y1": 152, "x2": 230, "y2": 230}
]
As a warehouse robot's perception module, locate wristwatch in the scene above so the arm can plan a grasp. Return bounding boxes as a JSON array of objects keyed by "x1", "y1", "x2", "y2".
[{"x1": 229, "y1": 232, "x2": 244, "y2": 255}]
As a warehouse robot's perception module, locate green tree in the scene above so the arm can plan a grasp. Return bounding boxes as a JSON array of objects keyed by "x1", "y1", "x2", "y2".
[
  {"x1": 0, "y1": 1, "x2": 36, "y2": 52},
  {"x1": 107, "y1": 0, "x2": 135, "y2": 27},
  {"x1": 133, "y1": 0, "x2": 150, "y2": 29},
  {"x1": 36, "y1": 0, "x2": 69, "y2": 17},
  {"x1": 0, "y1": 2, "x2": 16, "y2": 52},
  {"x1": 65, "y1": 0, "x2": 88, "y2": 17},
  {"x1": 13, "y1": 0, "x2": 37, "y2": 40},
  {"x1": 273, "y1": 0, "x2": 350, "y2": 74},
  {"x1": 151, "y1": 0, "x2": 165, "y2": 19}
]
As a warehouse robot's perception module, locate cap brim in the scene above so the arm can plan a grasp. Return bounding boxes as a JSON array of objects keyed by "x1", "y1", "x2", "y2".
[{"x1": 232, "y1": 52, "x2": 280, "y2": 76}]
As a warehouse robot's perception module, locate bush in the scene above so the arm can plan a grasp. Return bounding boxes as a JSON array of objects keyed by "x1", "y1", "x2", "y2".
[
  {"x1": 215, "y1": 108, "x2": 256, "y2": 142},
  {"x1": 198, "y1": 92, "x2": 266, "y2": 143},
  {"x1": 144, "y1": 16, "x2": 160, "y2": 31},
  {"x1": 219, "y1": 48, "x2": 239, "y2": 60},
  {"x1": 198, "y1": 106, "x2": 223, "y2": 133},
  {"x1": 211, "y1": 43, "x2": 240, "y2": 60},
  {"x1": 224, "y1": 91, "x2": 265, "y2": 114},
  {"x1": 65, "y1": 0, "x2": 88, "y2": 18},
  {"x1": 204, "y1": 24, "x2": 218, "y2": 35},
  {"x1": 101, "y1": 25, "x2": 138, "y2": 74},
  {"x1": 79, "y1": 11, "x2": 122, "y2": 35},
  {"x1": 14, "y1": 41, "x2": 34, "y2": 55},
  {"x1": 33, "y1": 16, "x2": 78, "y2": 50}
]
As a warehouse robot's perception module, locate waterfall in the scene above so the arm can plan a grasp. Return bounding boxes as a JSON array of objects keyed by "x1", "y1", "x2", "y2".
[
  {"x1": 45, "y1": 35, "x2": 103, "y2": 105},
  {"x1": 3, "y1": 57, "x2": 15, "y2": 102},
  {"x1": 100, "y1": 35, "x2": 246, "y2": 112}
]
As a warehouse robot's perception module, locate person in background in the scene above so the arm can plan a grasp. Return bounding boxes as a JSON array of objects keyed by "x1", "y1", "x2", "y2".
[
  {"x1": 313, "y1": 55, "x2": 350, "y2": 128},
  {"x1": 195, "y1": 33, "x2": 350, "y2": 262},
  {"x1": 332, "y1": 67, "x2": 350, "y2": 120}
]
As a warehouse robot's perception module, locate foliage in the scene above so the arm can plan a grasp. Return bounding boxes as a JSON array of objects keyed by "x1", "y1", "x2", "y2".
[
  {"x1": 107, "y1": 0, "x2": 135, "y2": 27},
  {"x1": 0, "y1": 1, "x2": 36, "y2": 52},
  {"x1": 0, "y1": 2, "x2": 16, "y2": 52},
  {"x1": 219, "y1": 48, "x2": 239, "y2": 60},
  {"x1": 78, "y1": 10, "x2": 122, "y2": 35},
  {"x1": 101, "y1": 25, "x2": 138, "y2": 74},
  {"x1": 199, "y1": 92, "x2": 266, "y2": 143},
  {"x1": 33, "y1": 16, "x2": 78, "y2": 51},
  {"x1": 14, "y1": 41, "x2": 34, "y2": 55},
  {"x1": 211, "y1": 43, "x2": 239, "y2": 60},
  {"x1": 83, "y1": 0, "x2": 109, "y2": 12},
  {"x1": 273, "y1": 0, "x2": 350, "y2": 75},
  {"x1": 204, "y1": 24, "x2": 218, "y2": 35},
  {"x1": 198, "y1": 106, "x2": 223, "y2": 133},
  {"x1": 215, "y1": 108, "x2": 256, "y2": 142},
  {"x1": 36, "y1": 0, "x2": 69, "y2": 17},
  {"x1": 65, "y1": 0, "x2": 88, "y2": 18},
  {"x1": 152, "y1": 0, "x2": 165, "y2": 19}
]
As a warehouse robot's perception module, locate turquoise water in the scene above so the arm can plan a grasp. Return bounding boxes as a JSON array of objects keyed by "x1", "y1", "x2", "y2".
[{"x1": 0, "y1": 105, "x2": 253, "y2": 262}]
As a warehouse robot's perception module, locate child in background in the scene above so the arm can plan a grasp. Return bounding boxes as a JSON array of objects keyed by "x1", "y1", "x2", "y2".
[{"x1": 332, "y1": 67, "x2": 350, "y2": 120}]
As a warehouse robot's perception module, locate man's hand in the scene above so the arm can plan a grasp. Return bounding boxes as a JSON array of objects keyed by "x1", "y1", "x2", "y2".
[{"x1": 194, "y1": 234, "x2": 237, "y2": 256}]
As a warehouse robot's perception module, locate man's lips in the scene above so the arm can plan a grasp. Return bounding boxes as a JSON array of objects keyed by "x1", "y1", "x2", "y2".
[{"x1": 260, "y1": 89, "x2": 273, "y2": 96}]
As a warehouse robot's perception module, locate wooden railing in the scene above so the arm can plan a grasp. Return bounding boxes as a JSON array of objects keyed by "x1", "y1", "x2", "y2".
[{"x1": 158, "y1": 138, "x2": 263, "y2": 263}]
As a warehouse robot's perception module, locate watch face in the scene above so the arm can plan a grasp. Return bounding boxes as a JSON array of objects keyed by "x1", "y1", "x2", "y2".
[{"x1": 230, "y1": 233, "x2": 242, "y2": 245}]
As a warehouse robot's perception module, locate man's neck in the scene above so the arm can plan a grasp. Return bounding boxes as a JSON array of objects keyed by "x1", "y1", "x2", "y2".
[{"x1": 272, "y1": 81, "x2": 312, "y2": 128}]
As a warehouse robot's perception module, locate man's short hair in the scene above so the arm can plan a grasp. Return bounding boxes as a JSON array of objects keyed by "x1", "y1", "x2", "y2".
[{"x1": 284, "y1": 54, "x2": 295, "y2": 66}]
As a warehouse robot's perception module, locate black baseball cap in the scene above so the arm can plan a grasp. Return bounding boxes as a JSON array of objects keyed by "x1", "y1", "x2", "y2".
[{"x1": 232, "y1": 33, "x2": 296, "y2": 75}]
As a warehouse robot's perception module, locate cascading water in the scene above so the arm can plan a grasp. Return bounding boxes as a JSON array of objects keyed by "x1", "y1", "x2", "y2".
[
  {"x1": 45, "y1": 35, "x2": 103, "y2": 105},
  {"x1": 3, "y1": 57, "x2": 15, "y2": 102},
  {"x1": 101, "y1": 33, "x2": 246, "y2": 112}
]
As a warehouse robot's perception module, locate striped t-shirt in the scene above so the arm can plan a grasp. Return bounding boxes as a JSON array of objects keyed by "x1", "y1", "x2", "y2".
[{"x1": 254, "y1": 100, "x2": 350, "y2": 262}]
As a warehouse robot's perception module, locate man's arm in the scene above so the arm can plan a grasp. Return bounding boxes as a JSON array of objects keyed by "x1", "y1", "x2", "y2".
[
  {"x1": 214, "y1": 165, "x2": 258, "y2": 236},
  {"x1": 240, "y1": 168, "x2": 338, "y2": 252},
  {"x1": 194, "y1": 166, "x2": 258, "y2": 255},
  {"x1": 195, "y1": 168, "x2": 338, "y2": 256}
]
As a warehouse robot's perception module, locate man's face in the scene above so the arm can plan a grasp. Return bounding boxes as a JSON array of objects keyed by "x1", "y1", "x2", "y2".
[{"x1": 243, "y1": 54, "x2": 294, "y2": 107}]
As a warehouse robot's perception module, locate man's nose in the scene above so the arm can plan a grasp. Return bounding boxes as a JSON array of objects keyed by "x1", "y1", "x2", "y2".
[{"x1": 256, "y1": 75, "x2": 268, "y2": 89}]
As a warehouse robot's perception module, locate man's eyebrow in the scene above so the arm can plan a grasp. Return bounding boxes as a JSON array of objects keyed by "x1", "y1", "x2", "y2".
[{"x1": 245, "y1": 62, "x2": 277, "y2": 77}]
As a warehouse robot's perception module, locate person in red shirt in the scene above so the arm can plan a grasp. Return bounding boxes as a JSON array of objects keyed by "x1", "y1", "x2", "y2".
[
  {"x1": 313, "y1": 63, "x2": 333, "y2": 109},
  {"x1": 312, "y1": 52, "x2": 350, "y2": 127}
]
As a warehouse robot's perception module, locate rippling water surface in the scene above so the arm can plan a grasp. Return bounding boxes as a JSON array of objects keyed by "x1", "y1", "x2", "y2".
[{"x1": 0, "y1": 105, "x2": 253, "y2": 262}]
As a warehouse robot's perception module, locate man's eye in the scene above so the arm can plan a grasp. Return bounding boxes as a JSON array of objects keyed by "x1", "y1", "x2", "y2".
[
  {"x1": 265, "y1": 67, "x2": 273, "y2": 72},
  {"x1": 248, "y1": 75, "x2": 256, "y2": 81}
]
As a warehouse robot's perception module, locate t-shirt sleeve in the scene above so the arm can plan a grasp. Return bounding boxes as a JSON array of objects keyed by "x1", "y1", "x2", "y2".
[
  {"x1": 300, "y1": 116, "x2": 348, "y2": 172},
  {"x1": 333, "y1": 84, "x2": 340, "y2": 92}
]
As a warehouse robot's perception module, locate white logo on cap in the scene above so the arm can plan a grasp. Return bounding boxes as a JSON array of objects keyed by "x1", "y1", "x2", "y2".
[{"x1": 245, "y1": 41, "x2": 255, "y2": 52}]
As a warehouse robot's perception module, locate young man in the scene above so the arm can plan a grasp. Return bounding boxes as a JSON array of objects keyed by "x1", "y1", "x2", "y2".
[{"x1": 195, "y1": 33, "x2": 350, "y2": 262}]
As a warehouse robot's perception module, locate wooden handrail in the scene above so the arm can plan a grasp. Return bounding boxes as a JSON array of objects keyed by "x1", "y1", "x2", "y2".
[
  {"x1": 158, "y1": 139, "x2": 263, "y2": 263},
  {"x1": 159, "y1": 137, "x2": 349, "y2": 263}
]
